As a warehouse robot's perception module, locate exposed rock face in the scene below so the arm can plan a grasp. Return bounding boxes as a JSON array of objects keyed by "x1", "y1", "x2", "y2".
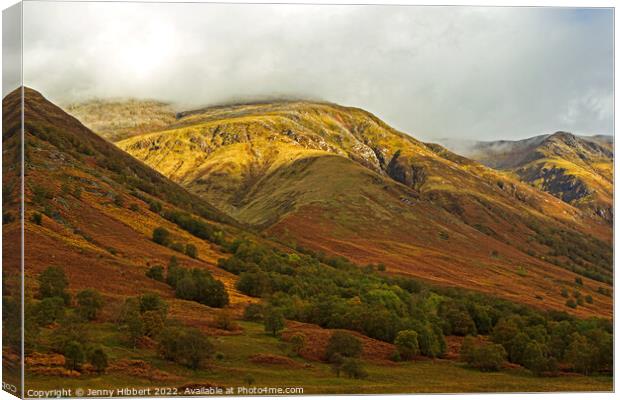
[{"x1": 386, "y1": 150, "x2": 427, "y2": 191}]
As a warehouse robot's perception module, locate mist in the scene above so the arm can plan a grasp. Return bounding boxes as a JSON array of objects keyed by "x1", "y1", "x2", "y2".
[{"x1": 19, "y1": 3, "x2": 613, "y2": 141}]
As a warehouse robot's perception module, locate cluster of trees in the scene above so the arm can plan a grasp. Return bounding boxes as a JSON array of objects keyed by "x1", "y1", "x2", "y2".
[
  {"x1": 221, "y1": 239, "x2": 611, "y2": 376},
  {"x1": 162, "y1": 210, "x2": 225, "y2": 246},
  {"x1": 145, "y1": 256, "x2": 229, "y2": 308},
  {"x1": 115, "y1": 292, "x2": 213, "y2": 369},
  {"x1": 325, "y1": 332, "x2": 367, "y2": 379},
  {"x1": 152, "y1": 227, "x2": 199, "y2": 259},
  {"x1": 20, "y1": 267, "x2": 110, "y2": 372}
]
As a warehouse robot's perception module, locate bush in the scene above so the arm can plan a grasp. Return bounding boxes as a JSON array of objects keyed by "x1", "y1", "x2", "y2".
[
  {"x1": 585, "y1": 295, "x2": 593, "y2": 304},
  {"x1": 561, "y1": 288, "x2": 569, "y2": 298},
  {"x1": 575, "y1": 277, "x2": 583, "y2": 286},
  {"x1": 146, "y1": 265, "x2": 165, "y2": 282},
  {"x1": 566, "y1": 299, "x2": 577, "y2": 309},
  {"x1": 38, "y1": 266, "x2": 71, "y2": 305},
  {"x1": 141, "y1": 310, "x2": 165, "y2": 338},
  {"x1": 76, "y1": 289, "x2": 104, "y2": 321},
  {"x1": 31, "y1": 212, "x2": 42, "y2": 225},
  {"x1": 326, "y1": 331, "x2": 362, "y2": 361},
  {"x1": 158, "y1": 326, "x2": 213, "y2": 369},
  {"x1": 170, "y1": 242, "x2": 185, "y2": 253},
  {"x1": 152, "y1": 227, "x2": 170, "y2": 246},
  {"x1": 185, "y1": 244, "x2": 198, "y2": 259},
  {"x1": 394, "y1": 330, "x2": 420, "y2": 360},
  {"x1": 215, "y1": 312, "x2": 237, "y2": 331}
]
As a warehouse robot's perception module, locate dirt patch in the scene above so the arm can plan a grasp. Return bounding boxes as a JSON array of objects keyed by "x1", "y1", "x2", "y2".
[{"x1": 249, "y1": 353, "x2": 304, "y2": 368}]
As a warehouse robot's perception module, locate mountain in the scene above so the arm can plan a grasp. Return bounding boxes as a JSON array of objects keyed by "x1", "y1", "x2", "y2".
[
  {"x1": 64, "y1": 99, "x2": 176, "y2": 142},
  {"x1": 111, "y1": 100, "x2": 612, "y2": 317},
  {"x1": 455, "y1": 132, "x2": 613, "y2": 222},
  {"x1": 3, "y1": 87, "x2": 253, "y2": 324}
]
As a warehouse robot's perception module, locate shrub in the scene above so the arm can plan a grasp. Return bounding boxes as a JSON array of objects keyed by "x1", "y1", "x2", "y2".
[
  {"x1": 215, "y1": 312, "x2": 237, "y2": 331},
  {"x1": 146, "y1": 265, "x2": 165, "y2": 282},
  {"x1": 394, "y1": 330, "x2": 420, "y2": 360},
  {"x1": 185, "y1": 244, "x2": 198, "y2": 259},
  {"x1": 76, "y1": 289, "x2": 104, "y2": 321},
  {"x1": 561, "y1": 288, "x2": 569, "y2": 298},
  {"x1": 129, "y1": 203, "x2": 139, "y2": 212},
  {"x1": 152, "y1": 227, "x2": 170, "y2": 246},
  {"x1": 566, "y1": 299, "x2": 577, "y2": 309},
  {"x1": 264, "y1": 307, "x2": 285, "y2": 337},
  {"x1": 326, "y1": 331, "x2": 362, "y2": 361},
  {"x1": 585, "y1": 295, "x2": 593, "y2": 304},
  {"x1": 31, "y1": 212, "x2": 42, "y2": 225},
  {"x1": 575, "y1": 277, "x2": 583, "y2": 286}
]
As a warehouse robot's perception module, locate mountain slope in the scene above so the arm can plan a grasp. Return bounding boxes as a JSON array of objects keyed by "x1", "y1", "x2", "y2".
[
  {"x1": 3, "y1": 88, "x2": 253, "y2": 325},
  {"x1": 457, "y1": 132, "x2": 613, "y2": 222},
  {"x1": 114, "y1": 101, "x2": 612, "y2": 317}
]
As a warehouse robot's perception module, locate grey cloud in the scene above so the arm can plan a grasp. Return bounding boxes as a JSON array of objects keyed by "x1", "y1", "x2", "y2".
[{"x1": 21, "y1": 2, "x2": 613, "y2": 141}]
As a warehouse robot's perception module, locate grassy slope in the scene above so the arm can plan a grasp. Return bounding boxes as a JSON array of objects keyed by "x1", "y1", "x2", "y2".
[
  {"x1": 27, "y1": 322, "x2": 611, "y2": 394},
  {"x1": 117, "y1": 102, "x2": 612, "y2": 318}
]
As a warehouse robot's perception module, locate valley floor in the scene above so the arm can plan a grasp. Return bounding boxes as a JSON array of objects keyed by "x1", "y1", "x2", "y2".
[{"x1": 24, "y1": 322, "x2": 612, "y2": 395}]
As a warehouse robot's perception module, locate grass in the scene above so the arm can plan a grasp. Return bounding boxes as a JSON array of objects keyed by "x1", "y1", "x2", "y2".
[{"x1": 25, "y1": 322, "x2": 612, "y2": 395}]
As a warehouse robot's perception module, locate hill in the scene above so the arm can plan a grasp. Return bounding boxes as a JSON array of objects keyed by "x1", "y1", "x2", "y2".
[
  {"x1": 452, "y1": 132, "x2": 613, "y2": 222},
  {"x1": 116, "y1": 101, "x2": 612, "y2": 317}
]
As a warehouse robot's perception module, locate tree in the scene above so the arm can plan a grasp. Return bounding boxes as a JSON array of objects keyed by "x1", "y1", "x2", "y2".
[
  {"x1": 76, "y1": 289, "x2": 104, "y2": 321},
  {"x1": 185, "y1": 244, "x2": 198, "y2": 259},
  {"x1": 139, "y1": 293, "x2": 168, "y2": 318},
  {"x1": 264, "y1": 308, "x2": 285, "y2": 337},
  {"x1": 460, "y1": 337, "x2": 506, "y2": 372},
  {"x1": 31, "y1": 212, "x2": 42, "y2": 225},
  {"x1": 141, "y1": 310, "x2": 165, "y2": 338},
  {"x1": 35, "y1": 297, "x2": 65, "y2": 326},
  {"x1": 64, "y1": 341, "x2": 85, "y2": 371},
  {"x1": 88, "y1": 347, "x2": 108, "y2": 373},
  {"x1": 565, "y1": 333, "x2": 594, "y2": 375},
  {"x1": 146, "y1": 265, "x2": 164, "y2": 282},
  {"x1": 326, "y1": 331, "x2": 362, "y2": 361},
  {"x1": 342, "y1": 358, "x2": 368, "y2": 379},
  {"x1": 158, "y1": 327, "x2": 213, "y2": 369},
  {"x1": 521, "y1": 341, "x2": 546, "y2": 375},
  {"x1": 152, "y1": 227, "x2": 170, "y2": 246},
  {"x1": 394, "y1": 330, "x2": 420, "y2": 360},
  {"x1": 38, "y1": 266, "x2": 70, "y2": 305}
]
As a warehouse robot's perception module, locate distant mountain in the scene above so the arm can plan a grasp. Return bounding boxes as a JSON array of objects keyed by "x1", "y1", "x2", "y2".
[
  {"x1": 452, "y1": 132, "x2": 613, "y2": 222},
  {"x1": 64, "y1": 99, "x2": 176, "y2": 142},
  {"x1": 101, "y1": 100, "x2": 612, "y2": 316}
]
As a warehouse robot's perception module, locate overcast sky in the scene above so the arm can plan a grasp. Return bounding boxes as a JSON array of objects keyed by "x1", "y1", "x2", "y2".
[{"x1": 15, "y1": 2, "x2": 614, "y2": 141}]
